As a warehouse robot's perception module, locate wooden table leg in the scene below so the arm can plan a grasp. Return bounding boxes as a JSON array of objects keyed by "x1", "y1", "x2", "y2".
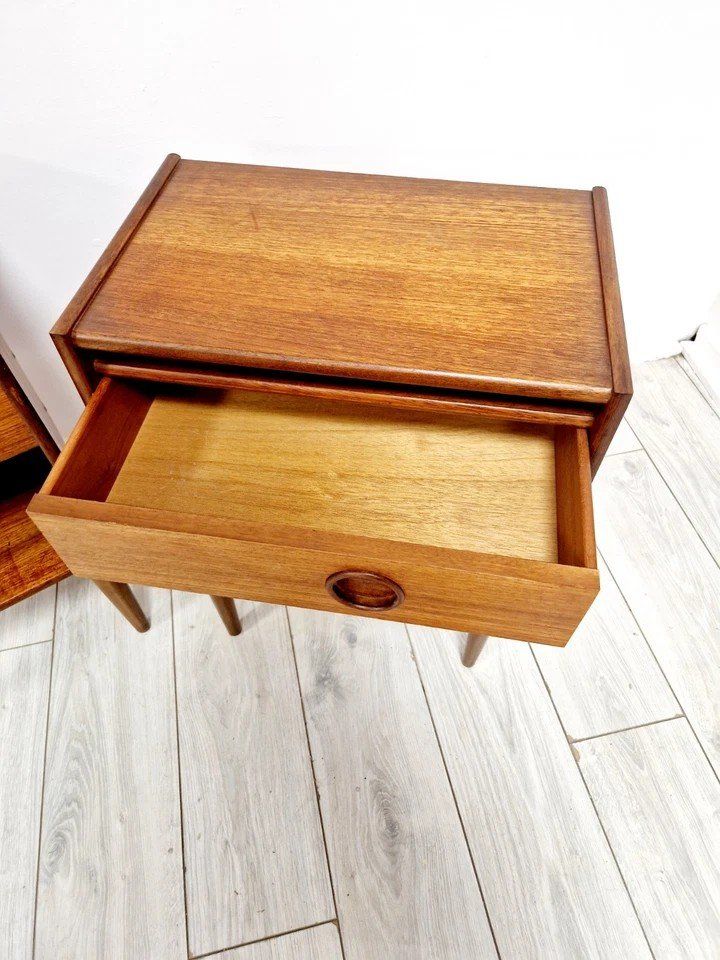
[
  {"x1": 93, "y1": 580, "x2": 150, "y2": 632},
  {"x1": 211, "y1": 595, "x2": 242, "y2": 635},
  {"x1": 462, "y1": 632, "x2": 488, "y2": 668}
]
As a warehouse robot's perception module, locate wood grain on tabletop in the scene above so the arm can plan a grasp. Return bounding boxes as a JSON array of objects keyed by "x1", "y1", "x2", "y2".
[
  {"x1": 51, "y1": 153, "x2": 181, "y2": 402},
  {"x1": 72, "y1": 160, "x2": 613, "y2": 403}
]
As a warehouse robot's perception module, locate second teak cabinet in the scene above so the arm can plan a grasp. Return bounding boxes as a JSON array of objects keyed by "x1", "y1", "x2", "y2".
[{"x1": 28, "y1": 154, "x2": 631, "y2": 658}]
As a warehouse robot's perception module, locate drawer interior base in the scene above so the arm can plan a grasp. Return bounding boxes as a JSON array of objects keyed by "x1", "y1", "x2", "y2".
[{"x1": 109, "y1": 388, "x2": 560, "y2": 563}]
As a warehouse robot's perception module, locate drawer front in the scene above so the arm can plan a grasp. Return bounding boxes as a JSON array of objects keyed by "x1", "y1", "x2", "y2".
[{"x1": 30, "y1": 503, "x2": 598, "y2": 646}]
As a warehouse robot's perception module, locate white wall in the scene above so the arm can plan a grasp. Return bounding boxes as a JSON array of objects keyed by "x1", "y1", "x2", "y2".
[{"x1": 1, "y1": 0, "x2": 718, "y2": 435}]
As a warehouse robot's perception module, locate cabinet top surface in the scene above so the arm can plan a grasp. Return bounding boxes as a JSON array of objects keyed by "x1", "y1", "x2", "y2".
[{"x1": 73, "y1": 159, "x2": 613, "y2": 402}]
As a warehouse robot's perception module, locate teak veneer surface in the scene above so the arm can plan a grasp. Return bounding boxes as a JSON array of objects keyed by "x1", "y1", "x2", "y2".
[
  {"x1": 0, "y1": 356, "x2": 67, "y2": 608},
  {"x1": 0, "y1": 387, "x2": 36, "y2": 462},
  {"x1": 73, "y1": 161, "x2": 612, "y2": 403},
  {"x1": 0, "y1": 493, "x2": 67, "y2": 609},
  {"x1": 106, "y1": 389, "x2": 559, "y2": 564}
]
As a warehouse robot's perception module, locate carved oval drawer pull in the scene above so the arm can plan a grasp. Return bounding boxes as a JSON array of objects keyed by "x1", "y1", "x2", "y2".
[{"x1": 325, "y1": 570, "x2": 405, "y2": 611}]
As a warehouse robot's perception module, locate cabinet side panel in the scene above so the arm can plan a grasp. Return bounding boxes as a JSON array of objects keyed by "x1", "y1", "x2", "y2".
[
  {"x1": 589, "y1": 390, "x2": 632, "y2": 475},
  {"x1": 590, "y1": 187, "x2": 632, "y2": 473}
]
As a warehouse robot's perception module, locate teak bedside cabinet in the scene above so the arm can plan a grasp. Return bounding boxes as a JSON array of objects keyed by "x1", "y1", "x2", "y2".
[{"x1": 28, "y1": 154, "x2": 631, "y2": 666}]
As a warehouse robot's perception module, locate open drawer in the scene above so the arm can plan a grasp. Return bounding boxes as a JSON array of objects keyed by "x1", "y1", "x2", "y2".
[{"x1": 28, "y1": 377, "x2": 599, "y2": 646}]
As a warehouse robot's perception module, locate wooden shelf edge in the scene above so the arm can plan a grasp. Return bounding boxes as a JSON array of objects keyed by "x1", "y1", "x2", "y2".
[
  {"x1": 0, "y1": 435, "x2": 38, "y2": 465},
  {"x1": 0, "y1": 566, "x2": 68, "y2": 612},
  {"x1": 0, "y1": 356, "x2": 59, "y2": 463},
  {"x1": 0, "y1": 492, "x2": 69, "y2": 610},
  {"x1": 93, "y1": 357, "x2": 598, "y2": 428}
]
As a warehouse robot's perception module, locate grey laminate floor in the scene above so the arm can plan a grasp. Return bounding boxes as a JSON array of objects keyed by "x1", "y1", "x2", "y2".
[{"x1": 1, "y1": 357, "x2": 719, "y2": 960}]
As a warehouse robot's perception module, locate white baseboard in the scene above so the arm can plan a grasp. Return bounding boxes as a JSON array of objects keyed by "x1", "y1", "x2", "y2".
[{"x1": 681, "y1": 321, "x2": 720, "y2": 415}]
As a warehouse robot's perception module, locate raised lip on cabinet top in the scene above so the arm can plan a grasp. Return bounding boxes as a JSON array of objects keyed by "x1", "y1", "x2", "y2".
[{"x1": 52, "y1": 155, "x2": 627, "y2": 410}]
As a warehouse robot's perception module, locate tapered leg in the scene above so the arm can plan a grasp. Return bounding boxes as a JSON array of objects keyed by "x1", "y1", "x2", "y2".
[
  {"x1": 210, "y1": 595, "x2": 242, "y2": 635},
  {"x1": 462, "y1": 632, "x2": 488, "y2": 668},
  {"x1": 93, "y1": 580, "x2": 150, "y2": 632}
]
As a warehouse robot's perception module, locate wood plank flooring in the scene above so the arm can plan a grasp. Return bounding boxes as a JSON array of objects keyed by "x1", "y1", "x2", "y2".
[
  {"x1": 0, "y1": 361, "x2": 718, "y2": 959},
  {"x1": 579, "y1": 719, "x2": 720, "y2": 959},
  {"x1": 173, "y1": 594, "x2": 333, "y2": 956},
  {"x1": 409, "y1": 627, "x2": 651, "y2": 959},
  {"x1": 289, "y1": 608, "x2": 497, "y2": 960},
  {"x1": 214, "y1": 923, "x2": 343, "y2": 959},
  {"x1": 34, "y1": 580, "x2": 185, "y2": 960},
  {"x1": 0, "y1": 642, "x2": 51, "y2": 960},
  {"x1": 605, "y1": 416, "x2": 641, "y2": 457},
  {"x1": 595, "y1": 452, "x2": 720, "y2": 774},
  {"x1": 533, "y1": 557, "x2": 679, "y2": 741},
  {"x1": 626, "y1": 357, "x2": 720, "y2": 563},
  {"x1": 0, "y1": 583, "x2": 55, "y2": 652}
]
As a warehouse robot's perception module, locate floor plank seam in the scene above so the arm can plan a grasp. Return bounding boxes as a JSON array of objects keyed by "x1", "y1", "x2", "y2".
[
  {"x1": 404, "y1": 625, "x2": 502, "y2": 960},
  {"x1": 571, "y1": 714, "x2": 684, "y2": 744},
  {"x1": 169, "y1": 591, "x2": 192, "y2": 959},
  {"x1": 30, "y1": 584, "x2": 58, "y2": 960},
  {"x1": 597, "y1": 544, "x2": 720, "y2": 786},
  {"x1": 622, "y1": 442, "x2": 720, "y2": 580},
  {"x1": 0, "y1": 637, "x2": 54, "y2": 656},
  {"x1": 605, "y1": 448, "x2": 643, "y2": 459},
  {"x1": 673, "y1": 354, "x2": 720, "y2": 422},
  {"x1": 283, "y1": 606, "x2": 347, "y2": 960},
  {"x1": 189, "y1": 919, "x2": 339, "y2": 960},
  {"x1": 529, "y1": 644, "x2": 659, "y2": 960}
]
